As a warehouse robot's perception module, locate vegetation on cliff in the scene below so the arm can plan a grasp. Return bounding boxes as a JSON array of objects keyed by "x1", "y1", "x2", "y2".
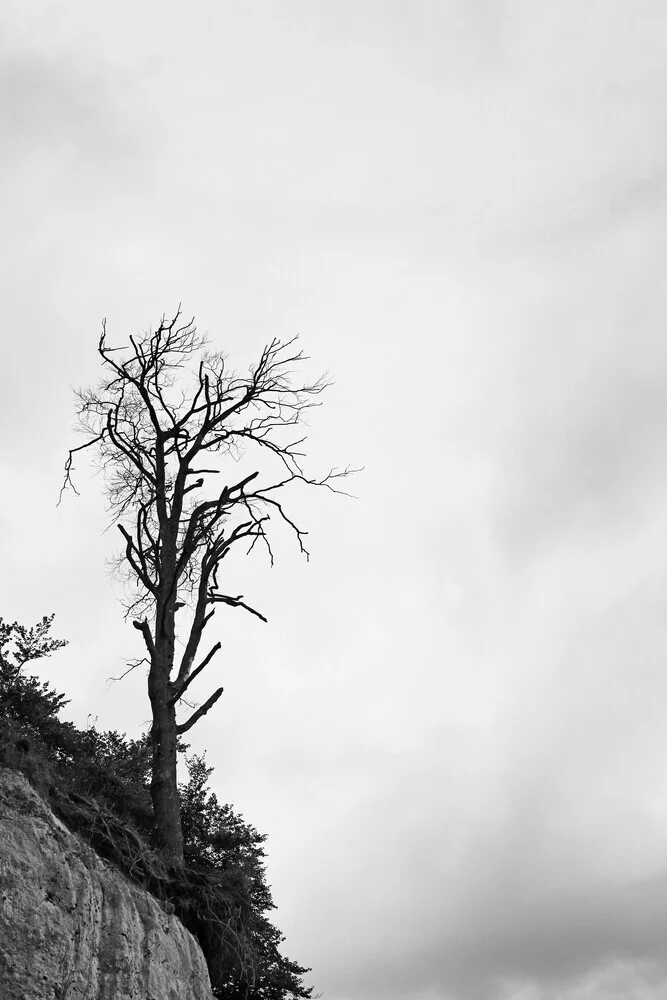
[{"x1": 0, "y1": 614, "x2": 313, "y2": 1000}]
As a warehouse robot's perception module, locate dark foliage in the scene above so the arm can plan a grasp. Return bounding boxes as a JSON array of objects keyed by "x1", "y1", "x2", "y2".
[
  {"x1": 0, "y1": 616, "x2": 313, "y2": 1000},
  {"x1": 180, "y1": 755, "x2": 312, "y2": 998},
  {"x1": 0, "y1": 615, "x2": 71, "y2": 754}
]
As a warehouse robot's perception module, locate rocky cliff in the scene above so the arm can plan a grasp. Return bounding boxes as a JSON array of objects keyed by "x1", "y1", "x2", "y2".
[{"x1": 0, "y1": 767, "x2": 214, "y2": 1000}]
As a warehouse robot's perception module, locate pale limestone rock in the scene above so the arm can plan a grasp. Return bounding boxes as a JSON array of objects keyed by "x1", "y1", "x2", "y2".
[{"x1": 0, "y1": 767, "x2": 214, "y2": 1000}]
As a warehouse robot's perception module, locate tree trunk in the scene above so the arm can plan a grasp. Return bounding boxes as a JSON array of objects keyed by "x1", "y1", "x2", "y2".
[
  {"x1": 149, "y1": 673, "x2": 183, "y2": 866},
  {"x1": 148, "y1": 590, "x2": 184, "y2": 867}
]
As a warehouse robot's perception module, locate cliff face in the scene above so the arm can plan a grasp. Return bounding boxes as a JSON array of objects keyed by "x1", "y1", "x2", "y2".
[{"x1": 0, "y1": 767, "x2": 214, "y2": 1000}]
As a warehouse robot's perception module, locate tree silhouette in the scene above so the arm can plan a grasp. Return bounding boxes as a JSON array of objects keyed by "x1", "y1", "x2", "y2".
[{"x1": 61, "y1": 311, "x2": 351, "y2": 864}]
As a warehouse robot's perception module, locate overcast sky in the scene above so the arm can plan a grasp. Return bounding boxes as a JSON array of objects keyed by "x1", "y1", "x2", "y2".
[{"x1": 3, "y1": 2, "x2": 667, "y2": 999}]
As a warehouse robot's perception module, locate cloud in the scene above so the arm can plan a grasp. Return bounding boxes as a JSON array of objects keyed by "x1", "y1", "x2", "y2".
[
  {"x1": 305, "y1": 729, "x2": 667, "y2": 999},
  {"x1": 502, "y1": 961, "x2": 667, "y2": 1000},
  {"x1": 492, "y1": 225, "x2": 667, "y2": 561},
  {"x1": 3, "y1": 5, "x2": 667, "y2": 1000},
  {"x1": 0, "y1": 46, "x2": 151, "y2": 182}
]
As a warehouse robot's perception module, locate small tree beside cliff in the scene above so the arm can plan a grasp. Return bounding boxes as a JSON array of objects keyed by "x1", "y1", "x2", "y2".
[{"x1": 62, "y1": 311, "x2": 349, "y2": 865}]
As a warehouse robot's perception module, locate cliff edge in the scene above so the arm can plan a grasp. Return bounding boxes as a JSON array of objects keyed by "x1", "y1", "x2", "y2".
[{"x1": 0, "y1": 767, "x2": 214, "y2": 1000}]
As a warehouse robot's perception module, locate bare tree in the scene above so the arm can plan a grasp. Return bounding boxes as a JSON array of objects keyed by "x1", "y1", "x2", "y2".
[{"x1": 61, "y1": 312, "x2": 351, "y2": 865}]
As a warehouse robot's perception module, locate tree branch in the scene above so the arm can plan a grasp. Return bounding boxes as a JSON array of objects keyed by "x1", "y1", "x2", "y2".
[
  {"x1": 176, "y1": 686, "x2": 224, "y2": 734},
  {"x1": 118, "y1": 524, "x2": 157, "y2": 594},
  {"x1": 132, "y1": 618, "x2": 155, "y2": 659},
  {"x1": 208, "y1": 591, "x2": 268, "y2": 622},
  {"x1": 169, "y1": 641, "x2": 221, "y2": 704},
  {"x1": 58, "y1": 431, "x2": 106, "y2": 503}
]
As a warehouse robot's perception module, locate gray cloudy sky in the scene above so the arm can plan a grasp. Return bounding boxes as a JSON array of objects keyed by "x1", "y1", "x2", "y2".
[{"x1": 3, "y1": 2, "x2": 667, "y2": 998}]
